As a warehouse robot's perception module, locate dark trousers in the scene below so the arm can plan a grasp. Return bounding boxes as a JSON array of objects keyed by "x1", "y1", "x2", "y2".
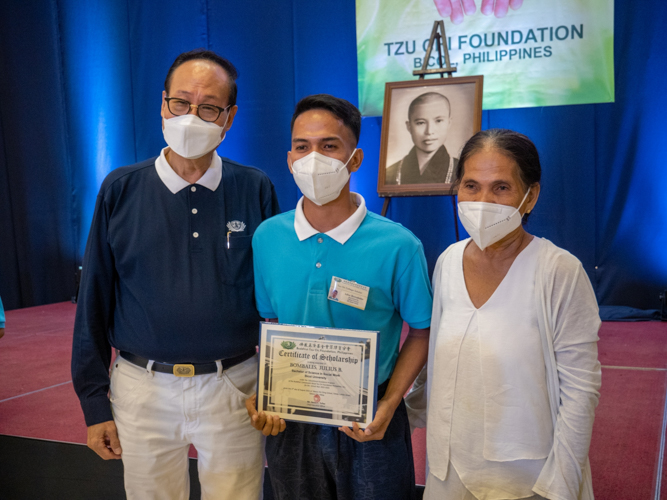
[{"x1": 265, "y1": 383, "x2": 416, "y2": 500}]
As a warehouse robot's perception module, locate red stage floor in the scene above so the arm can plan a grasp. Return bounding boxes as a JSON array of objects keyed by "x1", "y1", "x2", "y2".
[{"x1": 1, "y1": 302, "x2": 666, "y2": 497}]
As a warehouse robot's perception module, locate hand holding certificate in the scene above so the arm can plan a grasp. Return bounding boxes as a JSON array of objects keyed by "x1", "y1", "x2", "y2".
[{"x1": 255, "y1": 323, "x2": 379, "y2": 428}]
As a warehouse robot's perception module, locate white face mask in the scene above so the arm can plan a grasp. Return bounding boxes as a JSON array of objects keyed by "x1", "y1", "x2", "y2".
[
  {"x1": 162, "y1": 114, "x2": 227, "y2": 160},
  {"x1": 458, "y1": 188, "x2": 531, "y2": 250},
  {"x1": 291, "y1": 149, "x2": 357, "y2": 206}
]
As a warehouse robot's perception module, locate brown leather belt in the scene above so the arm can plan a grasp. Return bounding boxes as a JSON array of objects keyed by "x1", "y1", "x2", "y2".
[{"x1": 119, "y1": 349, "x2": 255, "y2": 377}]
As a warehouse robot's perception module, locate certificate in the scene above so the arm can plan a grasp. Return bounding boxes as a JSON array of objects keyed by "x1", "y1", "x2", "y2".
[{"x1": 257, "y1": 322, "x2": 379, "y2": 428}]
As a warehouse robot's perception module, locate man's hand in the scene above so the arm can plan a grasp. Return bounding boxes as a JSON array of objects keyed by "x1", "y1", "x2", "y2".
[
  {"x1": 339, "y1": 326, "x2": 430, "y2": 443},
  {"x1": 87, "y1": 420, "x2": 122, "y2": 460},
  {"x1": 434, "y1": 0, "x2": 524, "y2": 24},
  {"x1": 245, "y1": 394, "x2": 286, "y2": 436},
  {"x1": 0, "y1": 328, "x2": 4, "y2": 339},
  {"x1": 338, "y1": 398, "x2": 398, "y2": 442}
]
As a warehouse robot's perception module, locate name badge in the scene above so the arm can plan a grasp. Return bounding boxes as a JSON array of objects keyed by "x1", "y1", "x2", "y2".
[{"x1": 328, "y1": 277, "x2": 370, "y2": 310}]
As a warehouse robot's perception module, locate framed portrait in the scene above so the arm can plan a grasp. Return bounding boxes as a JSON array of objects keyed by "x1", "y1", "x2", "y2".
[{"x1": 377, "y1": 76, "x2": 483, "y2": 197}]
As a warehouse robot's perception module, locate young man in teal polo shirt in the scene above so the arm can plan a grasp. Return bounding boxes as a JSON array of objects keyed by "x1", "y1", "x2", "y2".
[{"x1": 247, "y1": 94, "x2": 433, "y2": 500}]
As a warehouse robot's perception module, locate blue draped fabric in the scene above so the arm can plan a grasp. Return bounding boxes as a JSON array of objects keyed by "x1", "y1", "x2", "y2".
[{"x1": 0, "y1": 0, "x2": 665, "y2": 311}]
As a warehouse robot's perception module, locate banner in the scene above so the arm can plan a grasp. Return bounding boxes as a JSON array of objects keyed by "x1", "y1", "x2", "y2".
[{"x1": 356, "y1": 0, "x2": 614, "y2": 115}]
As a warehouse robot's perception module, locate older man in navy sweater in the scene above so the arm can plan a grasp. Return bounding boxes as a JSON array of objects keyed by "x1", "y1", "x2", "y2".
[{"x1": 71, "y1": 49, "x2": 279, "y2": 499}]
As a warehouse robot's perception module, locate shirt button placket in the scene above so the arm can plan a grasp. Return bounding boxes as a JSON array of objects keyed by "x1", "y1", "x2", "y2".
[
  {"x1": 309, "y1": 234, "x2": 328, "y2": 294},
  {"x1": 316, "y1": 234, "x2": 326, "y2": 269},
  {"x1": 189, "y1": 185, "x2": 202, "y2": 252},
  {"x1": 315, "y1": 234, "x2": 327, "y2": 270}
]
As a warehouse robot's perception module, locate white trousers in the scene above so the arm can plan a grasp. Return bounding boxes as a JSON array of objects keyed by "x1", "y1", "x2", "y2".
[
  {"x1": 424, "y1": 468, "x2": 546, "y2": 500},
  {"x1": 110, "y1": 354, "x2": 264, "y2": 500}
]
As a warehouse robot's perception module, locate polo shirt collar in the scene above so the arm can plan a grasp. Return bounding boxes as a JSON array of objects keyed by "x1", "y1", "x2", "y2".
[
  {"x1": 294, "y1": 193, "x2": 367, "y2": 245},
  {"x1": 155, "y1": 147, "x2": 222, "y2": 194}
]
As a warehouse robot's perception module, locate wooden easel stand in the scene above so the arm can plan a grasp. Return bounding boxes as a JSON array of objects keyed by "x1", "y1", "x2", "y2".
[{"x1": 381, "y1": 20, "x2": 460, "y2": 241}]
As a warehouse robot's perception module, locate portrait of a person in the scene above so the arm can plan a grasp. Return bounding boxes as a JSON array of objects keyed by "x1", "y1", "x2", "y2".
[{"x1": 385, "y1": 91, "x2": 458, "y2": 185}]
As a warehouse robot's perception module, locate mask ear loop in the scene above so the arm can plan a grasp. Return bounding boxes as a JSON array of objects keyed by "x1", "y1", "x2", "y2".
[
  {"x1": 342, "y1": 148, "x2": 358, "y2": 171},
  {"x1": 518, "y1": 187, "x2": 531, "y2": 209},
  {"x1": 509, "y1": 187, "x2": 531, "y2": 219},
  {"x1": 219, "y1": 108, "x2": 231, "y2": 142}
]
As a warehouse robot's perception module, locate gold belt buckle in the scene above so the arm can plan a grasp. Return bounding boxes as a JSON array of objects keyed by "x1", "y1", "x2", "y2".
[{"x1": 173, "y1": 364, "x2": 195, "y2": 377}]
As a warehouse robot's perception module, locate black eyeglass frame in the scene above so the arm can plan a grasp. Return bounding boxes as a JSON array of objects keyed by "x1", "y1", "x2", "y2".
[{"x1": 164, "y1": 97, "x2": 231, "y2": 123}]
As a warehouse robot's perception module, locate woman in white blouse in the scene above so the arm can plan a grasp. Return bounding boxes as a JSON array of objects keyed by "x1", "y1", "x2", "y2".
[{"x1": 407, "y1": 129, "x2": 601, "y2": 500}]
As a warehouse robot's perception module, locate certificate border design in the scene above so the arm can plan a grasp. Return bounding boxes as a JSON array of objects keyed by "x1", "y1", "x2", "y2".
[{"x1": 257, "y1": 322, "x2": 379, "y2": 428}]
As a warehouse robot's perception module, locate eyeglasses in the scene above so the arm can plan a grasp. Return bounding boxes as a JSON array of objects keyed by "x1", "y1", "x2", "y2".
[{"x1": 164, "y1": 97, "x2": 230, "y2": 123}]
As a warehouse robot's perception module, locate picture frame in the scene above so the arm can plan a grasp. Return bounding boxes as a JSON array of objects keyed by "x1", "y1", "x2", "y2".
[
  {"x1": 377, "y1": 76, "x2": 483, "y2": 197},
  {"x1": 257, "y1": 322, "x2": 379, "y2": 428}
]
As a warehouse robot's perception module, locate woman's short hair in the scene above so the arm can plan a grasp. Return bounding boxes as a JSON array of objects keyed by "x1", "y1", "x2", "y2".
[{"x1": 455, "y1": 128, "x2": 542, "y2": 189}]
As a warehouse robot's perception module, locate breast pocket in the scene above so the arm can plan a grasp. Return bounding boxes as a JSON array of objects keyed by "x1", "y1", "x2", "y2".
[{"x1": 220, "y1": 234, "x2": 254, "y2": 285}]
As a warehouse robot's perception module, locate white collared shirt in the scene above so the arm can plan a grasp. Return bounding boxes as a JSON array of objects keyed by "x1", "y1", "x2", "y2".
[
  {"x1": 294, "y1": 193, "x2": 367, "y2": 244},
  {"x1": 155, "y1": 147, "x2": 222, "y2": 193}
]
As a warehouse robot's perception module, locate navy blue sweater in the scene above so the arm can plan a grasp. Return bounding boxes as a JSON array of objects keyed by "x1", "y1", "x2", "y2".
[{"x1": 71, "y1": 156, "x2": 280, "y2": 426}]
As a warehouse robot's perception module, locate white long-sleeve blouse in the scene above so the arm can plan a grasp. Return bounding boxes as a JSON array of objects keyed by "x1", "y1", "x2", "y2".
[{"x1": 407, "y1": 237, "x2": 601, "y2": 500}]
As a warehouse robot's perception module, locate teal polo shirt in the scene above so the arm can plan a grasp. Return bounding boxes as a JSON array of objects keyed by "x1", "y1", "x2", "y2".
[{"x1": 252, "y1": 194, "x2": 432, "y2": 385}]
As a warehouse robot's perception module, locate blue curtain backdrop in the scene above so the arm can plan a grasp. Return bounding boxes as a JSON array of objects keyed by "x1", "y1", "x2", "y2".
[{"x1": 0, "y1": 0, "x2": 665, "y2": 311}]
